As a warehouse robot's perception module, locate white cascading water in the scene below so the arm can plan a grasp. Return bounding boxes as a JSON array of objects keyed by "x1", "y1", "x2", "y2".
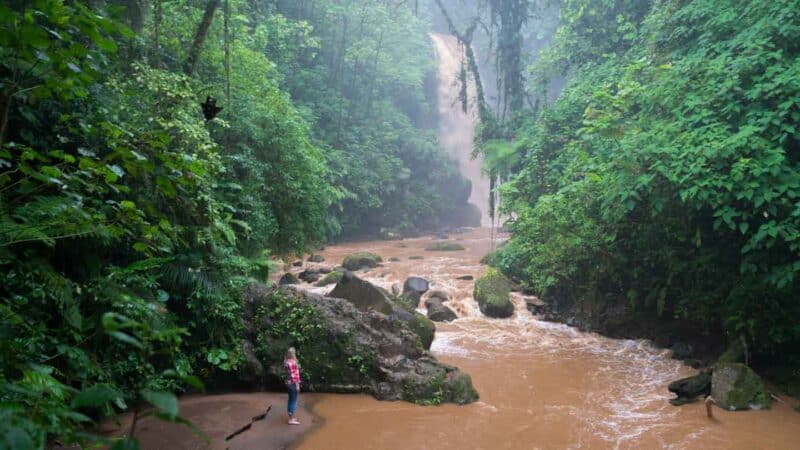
[{"x1": 430, "y1": 33, "x2": 491, "y2": 226}]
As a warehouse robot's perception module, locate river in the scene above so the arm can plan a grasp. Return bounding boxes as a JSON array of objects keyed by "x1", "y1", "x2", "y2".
[{"x1": 294, "y1": 33, "x2": 800, "y2": 449}]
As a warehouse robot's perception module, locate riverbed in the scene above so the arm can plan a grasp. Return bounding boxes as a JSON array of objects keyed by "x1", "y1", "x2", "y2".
[{"x1": 295, "y1": 228, "x2": 800, "y2": 450}]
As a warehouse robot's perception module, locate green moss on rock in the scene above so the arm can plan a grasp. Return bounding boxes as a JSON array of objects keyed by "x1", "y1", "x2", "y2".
[
  {"x1": 407, "y1": 312, "x2": 435, "y2": 350},
  {"x1": 315, "y1": 269, "x2": 344, "y2": 287},
  {"x1": 474, "y1": 268, "x2": 514, "y2": 318},
  {"x1": 425, "y1": 242, "x2": 465, "y2": 251},
  {"x1": 342, "y1": 252, "x2": 382, "y2": 270},
  {"x1": 711, "y1": 363, "x2": 771, "y2": 410}
]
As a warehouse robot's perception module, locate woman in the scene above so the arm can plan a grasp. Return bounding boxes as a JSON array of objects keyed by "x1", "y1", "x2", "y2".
[{"x1": 284, "y1": 347, "x2": 301, "y2": 425}]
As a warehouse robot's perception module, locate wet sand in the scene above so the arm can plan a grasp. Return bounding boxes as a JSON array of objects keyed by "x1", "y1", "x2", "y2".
[{"x1": 106, "y1": 393, "x2": 320, "y2": 450}]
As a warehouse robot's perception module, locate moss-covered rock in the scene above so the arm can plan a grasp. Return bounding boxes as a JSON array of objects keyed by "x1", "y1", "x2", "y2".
[
  {"x1": 711, "y1": 363, "x2": 771, "y2": 410},
  {"x1": 315, "y1": 269, "x2": 344, "y2": 287},
  {"x1": 425, "y1": 242, "x2": 465, "y2": 251},
  {"x1": 401, "y1": 359, "x2": 479, "y2": 405},
  {"x1": 408, "y1": 312, "x2": 435, "y2": 350},
  {"x1": 473, "y1": 268, "x2": 514, "y2": 318},
  {"x1": 239, "y1": 284, "x2": 478, "y2": 405},
  {"x1": 717, "y1": 338, "x2": 746, "y2": 364},
  {"x1": 342, "y1": 252, "x2": 382, "y2": 270},
  {"x1": 408, "y1": 255, "x2": 424, "y2": 260},
  {"x1": 278, "y1": 272, "x2": 299, "y2": 285}
]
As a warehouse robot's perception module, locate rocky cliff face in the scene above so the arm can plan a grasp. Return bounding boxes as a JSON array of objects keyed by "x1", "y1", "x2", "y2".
[{"x1": 238, "y1": 282, "x2": 478, "y2": 405}]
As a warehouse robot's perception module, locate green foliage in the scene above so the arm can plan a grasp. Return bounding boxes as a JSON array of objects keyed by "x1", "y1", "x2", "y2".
[{"x1": 496, "y1": 0, "x2": 800, "y2": 360}]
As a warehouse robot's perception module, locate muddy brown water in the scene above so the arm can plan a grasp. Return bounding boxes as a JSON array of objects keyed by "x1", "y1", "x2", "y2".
[{"x1": 295, "y1": 229, "x2": 800, "y2": 450}]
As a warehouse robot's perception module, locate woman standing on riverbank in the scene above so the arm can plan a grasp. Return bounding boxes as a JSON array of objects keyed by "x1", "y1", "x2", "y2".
[{"x1": 284, "y1": 347, "x2": 302, "y2": 425}]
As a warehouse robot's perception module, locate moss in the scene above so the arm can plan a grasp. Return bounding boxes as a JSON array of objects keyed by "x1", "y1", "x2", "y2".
[
  {"x1": 473, "y1": 268, "x2": 514, "y2": 318},
  {"x1": 425, "y1": 242, "x2": 465, "y2": 251},
  {"x1": 408, "y1": 255, "x2": 424, "y2": 260},
  {"x1": 712, "y1": 363, "x2": 771, "y2": 410},
  {"x1": 403, "y1": 373, "x2": 446, "y2": 405},
  {"x1": 315, "y1": 269, "x2": 344, "y2": 287},
  {"x1": 407, "y1": 312, "x2": 435, "y2": 350},
  {"x1": 342, "y1": 252, "x2": 382, "y2": 270}
]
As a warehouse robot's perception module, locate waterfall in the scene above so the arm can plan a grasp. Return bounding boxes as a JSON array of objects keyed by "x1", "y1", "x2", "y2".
[{"x1": 430, "y1": 33, "x2": 491, "y2": 226}]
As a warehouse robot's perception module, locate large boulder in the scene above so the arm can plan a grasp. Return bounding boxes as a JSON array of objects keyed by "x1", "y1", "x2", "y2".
[
  {"x1": 308, "y1": 254, "x2": 325, "y2": 263},
  {"x1": 402, "y1": 277, "x2": 429, "y2": 303},
  {"x1": 711, "y1": 363, "x2": 771, "y2": 410},
  {"x1": 425, "y1": 298, "x2": 457, "y2": 322},
  {"x1": 240, "y1": 284, "x2": 478, "y2": 405},
  {"x1": 342, "y1": 252, "x2": 382, "y2": 271},
  {"x1": 329, "y1": 272, "x2": 432, "y2": 349},
  {"x1": 474, "y1": 268, "x2": 514, "y2": 318},
  {"x1": 329, "y1": 271, "x2": 395, "y2": 314},
  {"x1": 668, "y1": 372, "x2": 711, "y2": 406}
]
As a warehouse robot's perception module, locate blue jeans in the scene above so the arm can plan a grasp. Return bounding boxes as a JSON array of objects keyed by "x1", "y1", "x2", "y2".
[{"x1": 287, "y1": 383, "x2": 298, "y2": 417}]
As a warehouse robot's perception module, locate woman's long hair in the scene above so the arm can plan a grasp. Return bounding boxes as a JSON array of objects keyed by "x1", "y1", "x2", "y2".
[{"x1": 285, "y1": 346, "x2": 296, "y2": 361}]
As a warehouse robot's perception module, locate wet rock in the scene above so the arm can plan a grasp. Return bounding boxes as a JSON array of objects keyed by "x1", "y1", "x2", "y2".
[
  {"x1": 379, "y1": 228, "x2": 403, "y2": 240},
  {"x1": 717, "y1": 338, "x2": 746, "y2": 364},
  {"x1": 668, "y1": 372, "x2": 710, "y2": 406},
  {"x1": 402, "y1": 276, "x2": 429, "y2": 302},
  {"x1": 427, "y1": 290, "x2": 450, "y2": 301},
  {"x1": 525, "y1": 297, "x2": 547, "y2": 315},
  {"x1": 408, "y1": 255, "x2": 424, "y2": 260},
  {"x1": 292, "y1": 260, "x2": 303, "y2": 267},
  {"x1": 315, "y1": 269, "x2": 344, "y2": 287},
  {"x1": 329, "y1": 271, "x2": 395, "y2": 314},
  {"x1": 434, "y1": 232, "x2": 449, "y2": 240},
  {"x1": 342, "y1": 252, "x2": 382, "y2": 270},
  {"x1": 391, "y1": 283, "x2": 401, "y2": 296},
  {"x1": 308, "y1": 254, "x2": 325, "y2": 263},
  {"x1": 456, "y1": 275, "x2": 474, "y2": 281},
  {"x1": 298, "y1": 269, "x2": 322, "y2": 283},
  {"x1": 278, "y1": 272, "x2": 299, "y2": 285},
  {"x1": 425, "y1": 242, "x2": 465, "y2": 251},
  {"x1": 408, "y1": 313, "x2": 435, "y2": 350},
  {"x1": 240, "y1": 284, "x2": 477, "y2": 405},
  {"x1": 425, "y1": 298, "x2": 457, "y2": 322},
  {"x1": 474, "y1": 268, "x2": 514, "y2": 318},
  {"x1": 711, "y1": 363, "x2": 771, "y2": 410},
  {"x1": 388, "y1": 257, "x2": 401, "y2": 262}
]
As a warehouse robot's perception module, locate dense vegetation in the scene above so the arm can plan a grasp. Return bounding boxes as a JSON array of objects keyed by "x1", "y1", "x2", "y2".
[
  {"x1": 484, "y1": 0, "x2": 800, "y2": 372},
  {"x1": 0, "y1": 0, "x2": 474, "y2": 447}
]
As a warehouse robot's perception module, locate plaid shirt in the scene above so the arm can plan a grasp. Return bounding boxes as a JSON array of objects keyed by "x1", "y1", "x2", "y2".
[{"x1": 285, "y1": 359, "x2": 301, "y2": 384}]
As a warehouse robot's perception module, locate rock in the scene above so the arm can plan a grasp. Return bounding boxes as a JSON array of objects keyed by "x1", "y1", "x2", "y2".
[
  {"x1": 342, "y1": 252, "x2": 382, "y2": 271},
  {"x1": 388, "y1": 257, "x2": 401, "y2": 262},
  {"x1": 425, "y1": 298, "x2": 457, "y2": 322},
  {"x1": 308, "y1": 254, "x2": 325, "y2": 263},
  {"x1": 456, "y1": 275, "x2": 474, "y2": 281},
  {"x1": 315, "y1": 270, "x2": 344, "y2": 287},
  {"x1": 668, "y1": 372, "x2": 710, "y2": 406},
  {"x1": 670, "y1": 342, "x2": 694, "y2": 360},
  {"x1": 408, "y1": 313, "x2": 435, "y2": 350},
  {"x1": 298, "y1": 269, "x2": 322, "y2": 283},
  {"x1": 240, "y1": 284, "x2": 477, "y2": 405},
  {"x1": 427, "y1": 290, "x2": 450, "y2": 301},
  {"x1": 525, "y1": 296, "x2": 547, "y2": 315},
  {"x1": 292, "y1": 260, "x2": 303, "y2": 267},
  {"x1": 474, "y1": 268, "x2": 514, "y2": 318},
  {"x1": 408, "y1": 255, "x2": 424, "y2": 260},
  {"x1": 278, "y1": 272, "x2": 299, "y2": 285},
  {"x1": 402, "y1": 276, "x2": 429, "y2": 302},
  {"x1": 391, "y1": 283, "x2": 401, "y2": 296},
  {"x1": 238, "y1": 339, "x2": 264, "y2": 382},
  {"x1": 317, "y1": 266, "x2": 333, "y2": 274},
  {"x1": 711, "y1": 363, "x2": 771, "y2": 410},
  {"x1": 329, "y1": 271, "x2": 395, "y2": 314},
  {"x1": 434, "y1": 232, "x2": 449, "y2": 240},
  {"x1": 425, "y1": 242, "x2": 465, "y2": 251}
]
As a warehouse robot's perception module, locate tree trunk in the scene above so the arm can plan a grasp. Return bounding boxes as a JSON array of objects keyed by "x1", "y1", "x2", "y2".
[{"x1": 184, "y1": 0, "x2": 221, "y2": 75}]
